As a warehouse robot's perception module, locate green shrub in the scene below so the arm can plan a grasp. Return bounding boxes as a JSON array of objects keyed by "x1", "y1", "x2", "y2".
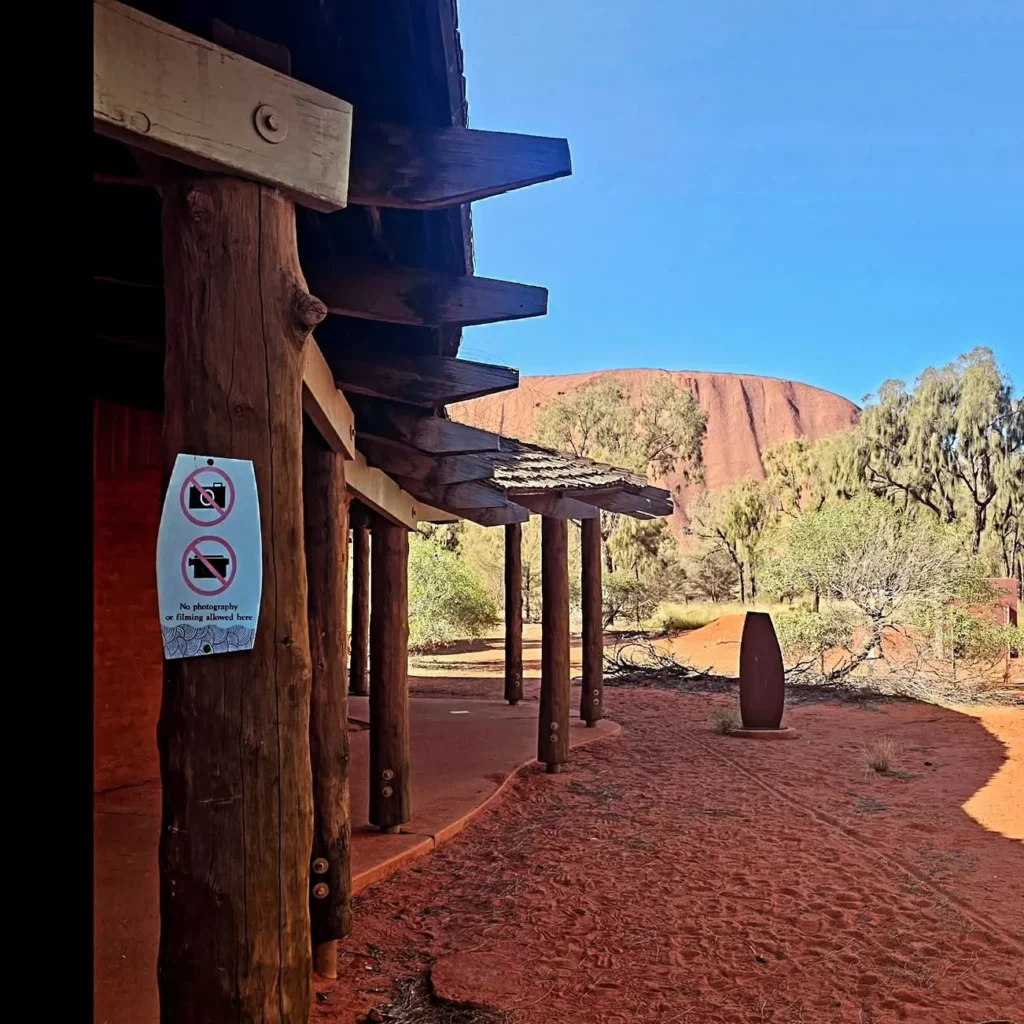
[
  {"x1": 653, "y1": 600, "x2": 803, "y2": 635},
  {"x1": 604, "y1": 570, "x2": 661, "y2": 628},
  {"x1": 943, "y1": 608, "x2": 1022, "y2": 661},
  {"x1": 408, "y1": 536, "x2": 498, "y2": 651},
  {"x1": 773, "y1": 608, "x2": 853, "y2": 666}
]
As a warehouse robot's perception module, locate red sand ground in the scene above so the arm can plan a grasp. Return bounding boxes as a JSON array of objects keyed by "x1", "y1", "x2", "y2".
[
  {"x1": 93, "y1": 697, "x2": 617, "y2": 1024},
  {"x1": 316, "y1": 679, "x2": 1023, "y2": 1024}
]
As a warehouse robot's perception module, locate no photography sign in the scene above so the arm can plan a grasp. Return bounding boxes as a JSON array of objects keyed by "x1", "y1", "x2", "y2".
[{"x1": 156, "y1": 454, "x2": 262, "y2": 660}]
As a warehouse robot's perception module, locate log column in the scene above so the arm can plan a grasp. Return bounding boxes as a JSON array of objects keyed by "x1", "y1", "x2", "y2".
[
  {"x1": 538, "y1": 516, "x2": 570, "y2": 772},
  {"x1": 580, "y1": 516, "x2": 604, "y2": 725},
  {"x1": 303, "y1": 427, "x2": 352, "y2": 980},
  {"x1": 369, "y1": 520, "x2": 411, "y2": 831},
  {"x1": 349, "y1": 517, "x2": 371, "y2": 696},
  {"x1": 504, "y1": 523, "x2": 524, "y2": 704},
  {"x1": 159, "y1": 178, "x2": 315, "y2": 1023}
]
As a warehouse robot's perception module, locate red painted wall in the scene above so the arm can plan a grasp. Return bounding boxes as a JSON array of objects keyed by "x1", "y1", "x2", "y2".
[{"x1": 93, "y1": 401, "x2": 164, "y2": 793}]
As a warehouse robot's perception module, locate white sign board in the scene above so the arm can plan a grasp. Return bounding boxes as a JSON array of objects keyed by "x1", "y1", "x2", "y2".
[{"x1": 157, "y1": 454, "x2": 262, "y2": 660}]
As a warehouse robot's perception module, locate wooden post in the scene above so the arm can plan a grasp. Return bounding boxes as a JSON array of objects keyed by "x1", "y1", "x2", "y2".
[
  {"x1": 369, "y1": 520, "x2": 411, "y2": 831},
  {"x1": 159, "y1": 177, "x2": 317, "y2": 1023},
  {"x1": 504, "y1": 523, "x2": 524, "y2": 704},
  {"x1": 538, "y1": 516, "x2": 570, "y2": 772},
  {"x1": 303, "y1": 427, "x2": 352, "y2": 980},
  {"x1": 580, "y1": 516, "x2": 604, "y2": 725},
  {"x1": 349, "y1": 520, "x2": 371, "y2": 696}
]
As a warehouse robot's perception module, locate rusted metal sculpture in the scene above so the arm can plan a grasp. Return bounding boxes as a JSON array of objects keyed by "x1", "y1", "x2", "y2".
[{"x1": 738, "y1": 611, "x2": 786, "y2": 729}]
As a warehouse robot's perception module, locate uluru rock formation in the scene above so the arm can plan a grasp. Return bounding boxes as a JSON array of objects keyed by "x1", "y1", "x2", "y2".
[{"x1": 451, "y1": 369, "x2": 860, "y2": 537}]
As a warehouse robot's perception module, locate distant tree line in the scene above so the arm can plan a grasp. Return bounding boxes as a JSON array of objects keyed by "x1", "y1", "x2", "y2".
[{"x1": 407, "y1": 350, "x2": 1021, "y2": 675}]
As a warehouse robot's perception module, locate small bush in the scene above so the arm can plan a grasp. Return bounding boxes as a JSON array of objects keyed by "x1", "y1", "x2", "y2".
[
  {"x1": 773, "y1": 608, "x2": 854, "y2": 667},
  {"x1": 408, "y1": 536, "x2": 498, "y2": 651},
  {"x1": 653, "y1": 600, "x2": 799, "y2": 635},
  {"x1": 654, "y1": 603, "x2": 720, "y2": 633},
  {"x1": 865, "y1": 736, "x2": 900, "y2": 774},
  {"x1": 712, "y1": 709, "x2": 740, "y2": 735}
]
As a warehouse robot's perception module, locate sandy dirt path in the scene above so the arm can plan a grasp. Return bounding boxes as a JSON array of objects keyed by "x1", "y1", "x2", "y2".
[{"x1": 315, "y1": 685, "x2": 1023, "y2": 1024}]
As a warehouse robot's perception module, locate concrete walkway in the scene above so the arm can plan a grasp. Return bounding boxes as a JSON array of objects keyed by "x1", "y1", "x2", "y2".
[{"x1": 94, "y1": 697, "x2": 619, "y2": 1024}]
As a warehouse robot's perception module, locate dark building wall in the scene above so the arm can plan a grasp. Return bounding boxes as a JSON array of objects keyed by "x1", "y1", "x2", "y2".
[{"x1": 93, "y1": 401, "x2": 164, "y2": 793}]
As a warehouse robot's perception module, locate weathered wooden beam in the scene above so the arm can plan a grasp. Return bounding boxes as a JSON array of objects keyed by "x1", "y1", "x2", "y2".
[
  {"x1": 417, "y1": 507, "x2": 464, "y2": 524},
  {"x1": 580, "y1": 517, "x2": 604, "y2": 727},
  {"x1": 584, "y1": 488, "x2": 673, "y2": 518},
  {"x1": 504, "y1": 524, "x2": 524, "y2": 705},
  {"x1": 302, "y1": 429, "x2": 352, "y2": 980},
  {"x1": 369, "y1": 522, "x2": 411, "y2": 832},
  {"x1": 457, "y1": 504, "x2": 531, "y2": 527},
  {"x1": 211, "y1": 18, "x2": 291, "y2": 75},
  {"x1": 159, "y1": 176, "x2": 313, "y2": 1020},
  {"x1": 513, "y1": 492, "x2": 600, "y2": 520},
  {"x1": 303, "y1": 338, "x2": 356, "y2": 458},
  {"x1": 93, "y1": 0, "x2": 352, "y2": 212},
  {"x1": 308, "y1": 262, "x2": 547, "y2": 327},
  {"x1": 351, "y1": 397, "x2": 501, "y2": 455},
  {"x1": 346, "y1": 449, "x2": 448, "y2": 530},
  {"x1": 349, "y1": 523, "x2": 370, "y2": 697},
  {"x1": 348, "y1": 122, "x2": 571, "y2": 209},
  {"x1": 359, "y1": 439, "x2": 495, "y2": 486},
  {"x1": 330, "y1": 354, "x2": 518, "y2": 407},
  {"x1": 395, "y1": 477, "x2": 508, "y2": 511},
  {"x1": 640, "y1": 485, "x2": 673, "y2": 501},
  {"x1": 539, "y1": 516, "x2": 571, "y2": 772}
]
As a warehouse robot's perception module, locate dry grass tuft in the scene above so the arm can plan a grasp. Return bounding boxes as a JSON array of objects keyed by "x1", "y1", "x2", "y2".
[
  {"x1": 865, "y1": 736, "x2": 901, "y2": 774},
  {"x1": 712, "y1": 709, "x2": 740, "y2": 735},
  {"x1": 379, "y1": 976, "x2": 511, "y2": 1024}
]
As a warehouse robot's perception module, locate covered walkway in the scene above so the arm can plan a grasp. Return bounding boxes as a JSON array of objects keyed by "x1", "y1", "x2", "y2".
[{"x1": 94, "y1": 695, "x2": 619, "y2": 1024}]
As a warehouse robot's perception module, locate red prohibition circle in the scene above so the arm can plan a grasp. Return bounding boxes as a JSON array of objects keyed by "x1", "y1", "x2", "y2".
[
  {"x1": 181, "y1": 536, "x2": 238, "y2": 597},
  {"x1": 179, "y1": 466, "x2": 236, "y2": 527}
]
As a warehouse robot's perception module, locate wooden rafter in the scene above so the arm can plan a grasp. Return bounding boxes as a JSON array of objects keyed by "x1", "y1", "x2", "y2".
[
  {"x1": 308, "y1": 263, "x2": 547, "y2": 327},
  {"x1": 330, "y1": 354, "x2": 518, "y2": 407},
  {"x1": 457, "y1": 503, "x2": 531, "y2": 527},
  {"x1": 350, "y1": 397, "x2": 501, "y2": 455},
  {"x1": 345, "y1": 450, "x2": 455, "y2": 530},
  {"x1": 93, "y1": 0, "x2": 352, "y2": 212},
  {"x1": 348, "y1": 123, "x2": 571, "y2": 209},
  {"x1": 577, "y1": 489, "x2": 673, "y2": 518},
  {"x1": 513, "y1": 493, "x2": 600, "y2": 520},
  {"x1": 395, "y1": 477, "x2": 508, "y2": 511},
  {"x1": 359, "y1": 439, "x2": 494, "y2": 486}
]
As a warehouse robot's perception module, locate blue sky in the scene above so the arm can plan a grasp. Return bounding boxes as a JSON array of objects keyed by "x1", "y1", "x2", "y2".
[{"x1": 456, "y1": 1, "x2": 1023, "y2": 404}]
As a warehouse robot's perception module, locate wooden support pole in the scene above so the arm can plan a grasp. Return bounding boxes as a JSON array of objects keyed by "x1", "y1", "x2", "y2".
[
  {"x1": 369, "y1": 521, "x2": 411, "y2": 831},
  {"x1": 158, "y1": 176, "x2": 313, "y2": 1023},
  {"x1": 349, "y1": 522, "x2": 370, "y2": 697},
  {"x1": 580, "y1": 517, "x2": 604, "y2": 725},
  {"x1": 504, "y1": 523, "x2": 524, "y2": 705},
  {"x1": 303, "y1": 427, "x2": 352, "y2": 980},
  {"x1": 538, "y1": 516, "x2": 570, "y2": 772}
]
